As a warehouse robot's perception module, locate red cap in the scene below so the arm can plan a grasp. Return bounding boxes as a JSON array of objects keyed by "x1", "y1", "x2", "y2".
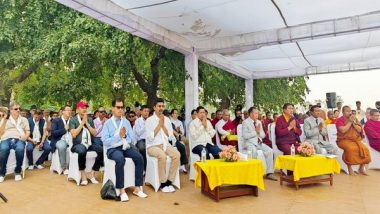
[{"x1": 76, "y1": 101, "x2": 89, "y2": 109}]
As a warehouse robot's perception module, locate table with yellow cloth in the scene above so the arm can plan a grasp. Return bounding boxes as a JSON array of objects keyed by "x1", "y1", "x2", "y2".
[
  {"x1": 275, "y1": 155, "x2": 341, "y2": 189},
  {"x1": 194, "y1": 159, "x2": 265, "y2": 201}
]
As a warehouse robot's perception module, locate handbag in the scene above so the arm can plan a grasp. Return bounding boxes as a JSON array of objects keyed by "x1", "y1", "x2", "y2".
[{"x1": 100, "y1": 179, "x2": 120, "y2": 201}]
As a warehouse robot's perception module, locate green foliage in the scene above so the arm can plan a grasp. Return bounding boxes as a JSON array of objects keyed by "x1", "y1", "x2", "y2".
[{"x1": 0, "y1": 0, "x2": 308, "y2": 113}]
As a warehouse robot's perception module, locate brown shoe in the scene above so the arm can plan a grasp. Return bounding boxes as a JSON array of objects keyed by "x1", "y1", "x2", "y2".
[{"x1": 265, "y1": 174, "x2": 278, "y2": 181}]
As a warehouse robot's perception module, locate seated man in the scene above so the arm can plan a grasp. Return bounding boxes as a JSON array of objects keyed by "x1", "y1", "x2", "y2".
[
  {"x1": 146, "y1": 98, "x2": 180, "y2": 193},
  {"x1": 69, "y1": 101, "x2": 102, "y2": 185},
  {"x1": 324, "y1": 110, "x2": 336, "y2": 126},
  {"x1": 215, "y1": 110, "x2": 238, "y2": 149},
  {"x1": 26, "y1": 110, "x2": 51, "y2": 170},
  {"x1": 102, "y1": 99, "x2": 147, "y2": 202},
  {"x1": 364, "y1": 109, "x2": 380, "y2": 152},
  {"x1": 189, "y1": 106, "x2": 221, "y2": 159},
  {"x1": 0, "y1": 102, "x2": 30, "y2": 182},
  {"x1": 51, "y1": 105, "x2": 72, "y2": 175},
  {"x1": 304, "y1": 105, "x2": 338, "y2": 155},
  {"x1": 242, "y1": 107, "x2": 277, "y2": 181},
  {"x1": 133, "y1": 105, "x2": 150, "y2": 170},
  {"x1": 336, "y1": 106, "x2": 371, "y2": 175},
  {"x1": 169, "y1": 108, "x2": 188, "y2": 173},
  {"x1": 275, "y1": 103, "x2": 302, "y2": 155}
]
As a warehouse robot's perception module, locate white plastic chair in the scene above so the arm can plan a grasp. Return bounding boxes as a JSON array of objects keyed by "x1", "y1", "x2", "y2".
[
  {"x1": 215, "y1": 131, "x2": 227, "y2": 150},
  {"x1": 145, "y1": 147, "x2": 180, "y2": 192},
  {"x1": 5, "y1": 145, "x2": 28, "y2": 178},
  {"x1": 102, "y1": 148, "x2": 136, "y2": 189},
  {"x1": 237, "y1": 124, "x2": 267, "y2": 172},
  {"x1": 188, "y1": 136, "x2": 200, "y2": 181},
  {"x1": 327, "y1": 124, "x2": 359, "y2": 174},
  {"x1": 363, "y1": 135, "x2": 380, "y2": 169},
  {"x1": 67, "y1": 142, "x2": 98, "y2": 185},
  {"x1": 50, "y1": 148, "x2": 70, "y2": 175},
  {"x1": 270, "y1": 123, "x2": 284, "y2": 160},
  {"x1": 299, "y1": 124, "x2": 306, "y2": 143}
]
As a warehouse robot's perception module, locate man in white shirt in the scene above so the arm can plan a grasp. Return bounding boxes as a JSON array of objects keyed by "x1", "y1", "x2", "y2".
[
  {"x1": 145, "y1": 98, "x2": 180, "y2": 193},
  {"x1": 189, "y1": 106, "x2": 221, "y2": 159},
  {"x1": 0, "y1": 102, "x2": 30, "y2": 182},
  {"x1": 242, "y1": 107, "x2": 277, "y2": 181},
  {"x1": 355, "y1": 101, "x2": 366, "y2": 122},
  {"x1": 133, "y1": 105, "x2": 150, "y2": 170},
  {"x1": 26, "y1": 110, "x2": 51, "y2": 170}
]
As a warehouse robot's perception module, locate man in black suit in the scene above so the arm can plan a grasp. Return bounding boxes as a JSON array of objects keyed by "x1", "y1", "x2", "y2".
[{"x1": 51, "y1": 105, "x2": 72, "y2": 175}]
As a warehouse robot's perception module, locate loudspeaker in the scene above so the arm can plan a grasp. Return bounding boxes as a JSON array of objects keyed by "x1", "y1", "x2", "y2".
[{"x1": 326, "y1": 92, "x2": 337, "y2": 109}]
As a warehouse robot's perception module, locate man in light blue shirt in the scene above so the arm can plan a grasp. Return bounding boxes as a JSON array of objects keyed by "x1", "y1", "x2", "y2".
[{"x1": 102, "y1": 99, "x2": 147, "y2": 202}]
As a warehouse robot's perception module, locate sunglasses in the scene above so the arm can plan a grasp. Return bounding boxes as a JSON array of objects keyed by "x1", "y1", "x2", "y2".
[
  {"x1": 12, "y1": 108, "x2": 20, "y2": 111},
  {"x1": 115, "y1": 106, "x2": 124, "y2": 110}
]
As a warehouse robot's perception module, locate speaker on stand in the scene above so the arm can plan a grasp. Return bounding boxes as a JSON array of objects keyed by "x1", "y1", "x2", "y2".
[{"x1": 326, "y1": 92, "x2": 337, "y2": 111}]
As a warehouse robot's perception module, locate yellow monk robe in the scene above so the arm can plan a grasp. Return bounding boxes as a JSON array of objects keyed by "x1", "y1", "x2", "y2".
[{"x1": 335, "y1": 116, "x2": 371, "y2": 165}]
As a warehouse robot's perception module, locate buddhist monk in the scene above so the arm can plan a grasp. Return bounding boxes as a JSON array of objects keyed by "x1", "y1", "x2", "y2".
[
  {"x1": 275, "y1": 103, "x2": 302, "y2": 154},
  {"x1": 364, "y1": 109, "x2": 380, "y2": 152},
  {"x1": 215, "y1": 109, "x2": 238, "y2": 149},
  {"x1": 336, "y1": 106, "x2": 371, "y2": 176}
]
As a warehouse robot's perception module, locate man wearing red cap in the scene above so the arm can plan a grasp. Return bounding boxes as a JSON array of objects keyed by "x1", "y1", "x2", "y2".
[{"x1": 69, "y1": 101, "x2": 103, "y2": 185}]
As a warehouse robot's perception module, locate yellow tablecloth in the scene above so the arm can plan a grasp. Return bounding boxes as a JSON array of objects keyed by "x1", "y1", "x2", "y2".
[
  {"x1": 274, "y1": 155, "x2": 341, "y2": 181},
  {"x1": 194, "y1": 159, "x2": 265, "y2": 191}
]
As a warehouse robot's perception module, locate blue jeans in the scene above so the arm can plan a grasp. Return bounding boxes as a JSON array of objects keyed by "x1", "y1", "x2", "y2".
[
  {"x1": 107, "y1": 146, "x2": 144, "y2": 189},
  {"x1": 0, "y1": 138, "x2": 26, "y2": 176},
  {"x1": 26, "y1": 140, "x2": 52, "y2": 165},
  {"x1": 192, "y1": 143, "x2": 221, "y2": 159}
]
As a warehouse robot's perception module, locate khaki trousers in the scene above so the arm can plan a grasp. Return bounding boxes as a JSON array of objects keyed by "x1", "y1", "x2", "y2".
[{"x1": 147, "y1": 144, "x2": 180, "y2": 183}]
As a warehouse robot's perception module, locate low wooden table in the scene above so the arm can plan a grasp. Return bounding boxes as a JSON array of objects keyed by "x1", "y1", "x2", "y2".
[
  {"x1": 280, "y1": 173, "x2": 333, "y2": 190},
  {"x1": 200, "y1": 170, "x2": 258, "y2": 202},
  {"x1": 275, "y1": 155, "x2": 341, "y2": 190},
  {"x1": 194, "y1": 159, "x2": 265, "y2": 202}
]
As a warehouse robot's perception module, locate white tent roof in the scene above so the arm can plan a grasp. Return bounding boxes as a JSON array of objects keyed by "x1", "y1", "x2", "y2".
[{"x1": 56, "y1": 0, "x2": 380, "y2": 79}]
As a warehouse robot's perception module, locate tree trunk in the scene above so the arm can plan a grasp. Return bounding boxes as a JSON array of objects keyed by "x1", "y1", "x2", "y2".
[{"x1": 220, "y1": 97, "x2": 231, "y2": 110}]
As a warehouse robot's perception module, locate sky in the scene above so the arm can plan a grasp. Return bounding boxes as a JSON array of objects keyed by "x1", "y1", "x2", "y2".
[{"x1": 305, "y1": 69, "x2": 380, "y2": 110}]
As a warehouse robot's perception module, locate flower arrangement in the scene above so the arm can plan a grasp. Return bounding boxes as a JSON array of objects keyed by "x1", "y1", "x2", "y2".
[
  {"x1": 297, "y1": 142, "x2": 316, "y2": 157},
  {"x1": 219, "y1": 146, "x2": 240, "y2": 162}
]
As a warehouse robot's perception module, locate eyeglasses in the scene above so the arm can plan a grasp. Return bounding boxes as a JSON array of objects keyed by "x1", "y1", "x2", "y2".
[
  {"x1": 12, "y1": 108, "x2": 20, "y2": 111},
  {"x1": 115, "y1": 106, "x2": 124, "y2": 110},
  {"x1": 98, "y1": 110, "x2": 104, "y2": 113}
]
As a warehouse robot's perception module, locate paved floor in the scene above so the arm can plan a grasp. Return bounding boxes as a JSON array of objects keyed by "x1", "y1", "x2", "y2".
[{"x1": 0, "y1": 168, "x2": 379, "y2": 214}]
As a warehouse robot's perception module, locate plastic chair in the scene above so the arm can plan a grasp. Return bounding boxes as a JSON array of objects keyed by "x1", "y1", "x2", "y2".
[
  {"x1": 145, "y1": 147, "x2": 180, "y2": 192},
  {"x1": 67, "y1": 142, "x2": 98, "y2": 185},
  {"x1": 102, "y1": 148, "x2": 136, "y2": 189},
  {"x1": 363, "y1": 136, "x2": 380, "y2": 169},
  {"x1": 270, "y1": 123, "x2": 284, "y2": 160},
  {"x1": 5, "y1": 145, "x2": 28, "y2": 178},
  {"x1": 50, "y1": 148, "x2": 70, "y2": 175}
]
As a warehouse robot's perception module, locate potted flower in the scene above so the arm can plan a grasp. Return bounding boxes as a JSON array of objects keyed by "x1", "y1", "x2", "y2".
[
  {"x1": 219, "y1": 146, "x2": 240, "y2": 162},
  {"x1": 297, "y1": 142, "x2": 316, "y2": 157}
]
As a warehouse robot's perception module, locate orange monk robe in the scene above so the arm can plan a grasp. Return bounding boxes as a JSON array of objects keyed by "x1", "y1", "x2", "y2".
[{"x1": 335, "y1": 116, "x2": 371, "y2": 165}]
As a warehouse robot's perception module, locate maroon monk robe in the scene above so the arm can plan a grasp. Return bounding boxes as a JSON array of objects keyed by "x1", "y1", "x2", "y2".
[
  {"x1": 275, "y1": 115, "x2": 302, "y2": 155},
  {"x1": 364, "y1": 119, "x2": 380, "y2": 152},
  {"x1": 262, "y1": 118, "x2": 273, "y2": 148},
  {"x1": 219, "y1": 120, "x2": 238, "y2": 149}
]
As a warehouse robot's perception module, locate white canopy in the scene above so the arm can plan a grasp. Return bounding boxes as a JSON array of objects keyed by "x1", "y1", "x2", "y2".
[{"x1": 56, "y1": 0, "x2": 380, "y2": 79}]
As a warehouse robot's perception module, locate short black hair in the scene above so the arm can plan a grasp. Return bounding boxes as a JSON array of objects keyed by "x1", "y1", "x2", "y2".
[
  {"x1": 154, "y1": 98, "x2": 165, "y2": 106},
  {"x1": 112, "y1": 98, "x2": 124, "y2": 107},
  {"x1": 356, "y1": 101, "x2": 361, "y2": 104},
  {"x1": 310, "y1": 105, "x2": 320, "y2": 112},
  {"x1": 140, "y1": 105, "x2": 149, "y2": 111},
  {"x1": 266, "y1": 111, "x2": 271, "y2": 117},
  {"x1": 191, "y1": 109, "x2": 197, "y2": 115},
  {"x1": 170, "y1": 108, "x2": 178, "y2": 115},
  {"x1": 196, "y1": 106, "x2": 205, "y2": 113},
  {"x1": 333, "y1": 110, "x2": 339, "y2": 114},
  {"x1": 248, "y1": 106, "x2": 256, "y2": 114},
  {"x1": 215, "y1": 109, "x2": 222, "y2": 114},
  {"x1": 234, "y1": 108, "x2": 241, "y2": 115},
  {"x1": 283, "y1": 103, "x2": 293, "y2": 110}
]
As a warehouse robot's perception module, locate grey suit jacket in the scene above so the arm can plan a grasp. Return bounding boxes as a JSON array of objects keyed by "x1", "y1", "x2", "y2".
[
  {"x1": 303, "y1": 116, "x2": 329, "y2": 145},
  {"x1": 242, "y1": 117, "x2": 265, "y2": 148}
]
